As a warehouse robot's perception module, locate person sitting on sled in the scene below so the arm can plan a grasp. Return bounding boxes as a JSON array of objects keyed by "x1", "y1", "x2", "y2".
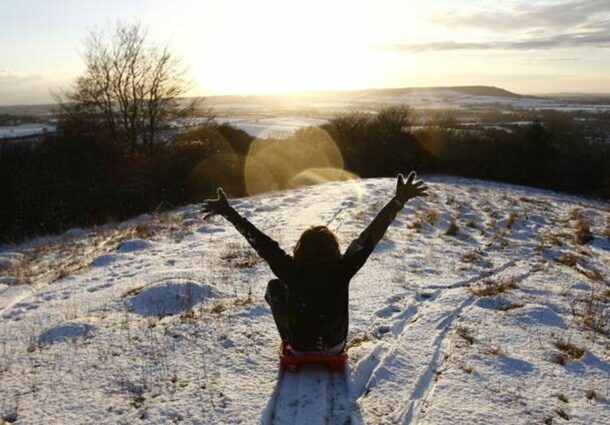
[{"x1": 202, "y1": 172, "x2": 428, "y2": 355}]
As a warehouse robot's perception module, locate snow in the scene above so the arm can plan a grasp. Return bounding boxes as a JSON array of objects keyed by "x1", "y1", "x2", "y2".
[
  {"x1": 131, "y1": 279, "x2": 219, "y2": 316},
  {"x1": 117, "y1": 239, "x2": 153, "y2": 253},
  {"x1": 215, "y1": 116, "x2": 329, "y2": 138},
  {"x1": 38, "y1": 321, "x2": 97, "y2": 344},
  {"x1": 0, "y1": 176, "x2": 609, "y2": 424},
  {"x1": 0, "y1": 123, "x2": 56, "y2": 139}
]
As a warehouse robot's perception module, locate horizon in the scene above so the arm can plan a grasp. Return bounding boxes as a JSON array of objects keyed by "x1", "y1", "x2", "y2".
[
  {"x1": 3, "y1": 84, "x2": 610, "y2": 109},
  {"x1": 2, "y1": 0, "x2": 610, "y2": 106}
]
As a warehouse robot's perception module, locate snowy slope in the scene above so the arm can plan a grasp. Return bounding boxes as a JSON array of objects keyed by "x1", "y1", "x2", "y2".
[{"x1": 1, "y1": 176, "x2": 609, "y2": 424}]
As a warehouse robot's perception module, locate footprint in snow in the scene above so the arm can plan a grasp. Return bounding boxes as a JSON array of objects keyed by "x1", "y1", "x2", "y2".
[
  {"x1": 196, "y1": 225, "x2": 226, "y2": 234},
  {"x1": 38, "y1": 321, "x2": 97, "y2": 344},
  {"x1": 375, "y1": 304, "x2": 402, "y2": 318},
  {"x1": 87, "y1": 282, "x2": 113, "y2": 292},
  {"x1": 90, "y1": 253, "x2": 125, "y2": 267},
  {"x1": 116, "y1": 239, "x2": 152, "y2": 253}
]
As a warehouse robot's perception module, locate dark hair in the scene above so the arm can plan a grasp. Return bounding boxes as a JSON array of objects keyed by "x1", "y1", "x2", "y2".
[{"x1": 293, "y1": 225, "x2": 341, "y2": 268}]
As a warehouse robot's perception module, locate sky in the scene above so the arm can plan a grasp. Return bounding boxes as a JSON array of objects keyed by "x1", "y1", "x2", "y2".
[{"x1": 1, "y1": 0, "x2": 610, "y2": 105}]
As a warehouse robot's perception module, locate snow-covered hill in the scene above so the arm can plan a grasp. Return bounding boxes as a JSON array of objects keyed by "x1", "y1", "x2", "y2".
[{"x1": 1, "y1": 176, "x2": 609, "y2": 424}]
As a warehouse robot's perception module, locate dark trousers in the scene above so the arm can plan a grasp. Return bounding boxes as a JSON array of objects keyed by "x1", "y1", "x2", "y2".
[{"x1": 265, "y1": 279, "x2": 293, "y2": 344}]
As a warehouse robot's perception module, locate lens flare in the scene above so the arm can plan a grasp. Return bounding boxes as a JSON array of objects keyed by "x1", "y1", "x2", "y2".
[
  {"x1": 245, "y1": 127, "x2": 345, "y2": 195},
  {"x1": 187, "y1": 153, "x2": 245, "y2": 200},
  {"x1": 287, "y1": 167, "x2": 358, "y2": 188}
]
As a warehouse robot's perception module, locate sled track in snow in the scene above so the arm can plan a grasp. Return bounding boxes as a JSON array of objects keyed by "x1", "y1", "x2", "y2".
[
  {"x1": 352, "y1": 259, "x2": 528, "y2": 424},
  {"x1": 260, "y1": 365, "x2": 362, "y2": 425}
]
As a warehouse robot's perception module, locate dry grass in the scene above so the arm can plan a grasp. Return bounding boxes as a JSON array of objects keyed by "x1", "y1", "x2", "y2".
[
  {"x1": 578, "y1": 266, "x2": 603, "y2": 282},
  {"x1": 346, "y1": 333, "x2": 372, "y2": 350},
  {"x1": 585, "y1": 389, "x2": 597, "y2": 400},
  {"x1": 555, "y1": 253, "x2": 604, "y2": 282},
  {"x1": 506, "y1": 212, "x2": 516, "y2": 229},
  {"x1": 458, "y1": 363, "x2": 474, "y2": 374},
  {"x1": 466, "y1": 219, "x2": 478, "y2": 229},
  {"x1": 233, "y1": 295, "x2": 253, "y2": 306},
  {"x1": 461, "y1": 251, "x2": 482, "y2": 264},
  {"x1": 408, "y1": 219, "x2": 423, "y2": 232},
  {"x1": 482, "y1": 345, "x2": 503, "y2": 356},
  {"x1": 570, "y1": 209, "x2": 593, "y2": 245},
  {"x1": 220, "y1": 244, "x2": 261, "y2": 269},
  {"x1": 555, "y1": 393, "x2": 569, "y2": 403},
  {"x1": 179, "y1": 309, "x2": 196, "y2": 323},
  {"x1": 455, "y1": 325, "x2": 474, "y2": 345},
  {"x1": 122, "y1": 285, "x2": 146, "y2": 298},
  {"x1": 555, "y1": 408, "x2": 570, "y2": 421},
  {"x1": 469, "y1": 278, "x2": 518, "y2": 297},
  {"x1": 535, "y1": 239, "x2": 546, "y2": 253},
  {"x1": 444, "y1": 220, "x2": 459, "y2": 236},
  {"x1": 210, "y1": 302, "x2": 226, "y2": 314},
  {"x1": 553, "y1": 339, "x2": 585, "y2": 360},
  {"x1": 425, "y1": 209, "x2": 439, "y2": 225},
  {"x1": 134, "y1": 222, "x2": 156, "y2": 238},
  {"x1": 574, "y1": 220, "x2": 594, "y2": 245},
  {"x1": 555, "y1": 253, "x2": 578, "y2": 267},
  {"x1": 603, "y1": 216, "x2": 610, "y2": 240},
  {"x1": 496, "y1": 302, "x2": 525, "y2": 311},
  {"x1": 551, "y1": 352, "x2": 568, "y2": 366},
  {"x1": 0, "y1": 218, "x2": 166, "y2": 287},
  {"x1": 581, "y1": 294, "x2": 609, "y2": 336}
]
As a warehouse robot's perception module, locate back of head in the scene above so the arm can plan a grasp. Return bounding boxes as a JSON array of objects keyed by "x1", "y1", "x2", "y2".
[{"x1": 293, "y1": 225, "x2": 341, "y2": 269}]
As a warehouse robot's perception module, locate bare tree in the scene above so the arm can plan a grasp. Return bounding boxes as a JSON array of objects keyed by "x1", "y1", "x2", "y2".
[{"x1": 58, "y1": 22, "x2": 201, "y2": 155}]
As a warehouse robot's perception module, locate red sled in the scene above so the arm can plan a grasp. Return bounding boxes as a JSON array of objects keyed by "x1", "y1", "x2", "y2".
[{"x1": 279, "y1": 344, "x2": 347, "y2": 373}]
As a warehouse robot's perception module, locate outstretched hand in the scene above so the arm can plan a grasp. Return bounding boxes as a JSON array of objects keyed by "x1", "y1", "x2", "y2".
[
  {"x1": 395, "y1": 171, "x2": 428, "y2": 203},
  {"x1": 201, "y1": 188, "x2": 231, "y2": 220}
]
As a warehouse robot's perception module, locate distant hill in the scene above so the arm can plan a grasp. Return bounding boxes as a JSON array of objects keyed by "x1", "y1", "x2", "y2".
[
  {"x1": 0, "y1": 85, "x2": 531, "y2": 114},
  {"x1": 356, "y1": 85, "x2": 523, "y2": 98}
]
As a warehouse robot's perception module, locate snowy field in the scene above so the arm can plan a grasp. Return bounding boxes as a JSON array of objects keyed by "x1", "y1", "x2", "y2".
[
  {"x1": 0, "y1": 124, "x2": 56, "y2": 139},
  {"x1": 209, "y1": 89, "x2": 610, "y2": 114},
  {"x1": 215, "y1": 116, "x2": 329, "y2": 138},
  {"x1": 0, "y1": 176, "x2": 609, "y2": 424}
]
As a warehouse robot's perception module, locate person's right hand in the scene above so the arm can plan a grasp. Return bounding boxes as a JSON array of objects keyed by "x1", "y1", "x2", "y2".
[
  {"x1": 201, "y1": 188, "x2": 231, "y2": 220},
  {"x1": 395, "y1": 171, "x2": 428, "y2": 203}
]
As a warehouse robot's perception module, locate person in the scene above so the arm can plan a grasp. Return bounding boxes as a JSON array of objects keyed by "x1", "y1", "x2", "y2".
[{"x1": 202, "y1": 172, "x2": 428, "y2": 354}]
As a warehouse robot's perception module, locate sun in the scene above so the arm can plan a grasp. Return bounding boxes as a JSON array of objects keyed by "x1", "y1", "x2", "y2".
[{"x1": 190, "y1": 1, "x2": 377, "y2": 95}]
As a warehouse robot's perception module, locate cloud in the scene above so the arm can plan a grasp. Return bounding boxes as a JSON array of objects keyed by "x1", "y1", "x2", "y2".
[
  {"x1": 430, "y1": 0, "x2": 610, "y2": 32},
  {"x1": 0, "y1": 68, "x2": 50, "y2": 86},
  {"x1": 0, "y1": 69, "x2": 69, "y2": 105},
  {"x1": 384, "y1": 30, "x2": 610, "y2": 52}
]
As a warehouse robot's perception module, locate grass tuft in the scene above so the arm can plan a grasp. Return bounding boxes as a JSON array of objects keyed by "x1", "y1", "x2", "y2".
[
  {"x1": 425, "y1": 209, "x2": 439, "y2": 225},
  {"x1": 506, "y1": 212, "x2": 516, "y2": 229},
  {"x1": 556, "y1": 393, "x2": 569, "y2": 403},
  {"x1": 445, "y1": 220, "x2": 459, "y2": 236},
  {"x1": 210, "y1": 302, "x2": 226, "y2": 314},
  {"x1": 469, "y1": 278, "x2": 518, "y2": 297},
  {"x1": 555, "y1": 408, "x2": 570, "y2": 421},
  {"x1": 455, "y1": 325, "x2": 474, "y2": 345},
  {"x1": 585, "y1": 389, "x2": 597, "y2": 400},
  {"x1": 553, "y1": 339, "x2": 585, "y2": 360}
]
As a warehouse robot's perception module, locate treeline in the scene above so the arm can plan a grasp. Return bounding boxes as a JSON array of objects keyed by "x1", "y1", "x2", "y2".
[
  {"x1": 1, "y1": 106, "x2": 609, "y2": 244},
  {"x1": 321, "y1": 107, "x2": 610, "y2": 198},
  {"x1": 0, "y1": 124, "x2": 255, "y2": 243}
]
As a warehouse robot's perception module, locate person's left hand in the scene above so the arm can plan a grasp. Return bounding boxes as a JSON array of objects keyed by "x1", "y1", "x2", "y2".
[{"x1": 201, "y1": 188, "x2": 231, "y2": 220}]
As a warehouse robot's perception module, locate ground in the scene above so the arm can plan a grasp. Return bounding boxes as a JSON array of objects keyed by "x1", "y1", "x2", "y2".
[{"x1": 0, "y1": 176, "x2": 609, "y2": 424}]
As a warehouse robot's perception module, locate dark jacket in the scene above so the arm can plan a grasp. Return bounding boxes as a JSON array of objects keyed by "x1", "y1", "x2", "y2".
[{"x1": 223, "y1": 197, "x2": 405, "y2": 351}]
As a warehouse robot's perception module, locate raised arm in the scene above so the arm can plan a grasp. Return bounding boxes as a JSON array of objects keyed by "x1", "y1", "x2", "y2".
[
  {"x1": 342, "y1": 172, "x2": 428, "y2": 278},
  {"x1": 202, "y1": 188, "x2": 295, "y2": 281}
]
